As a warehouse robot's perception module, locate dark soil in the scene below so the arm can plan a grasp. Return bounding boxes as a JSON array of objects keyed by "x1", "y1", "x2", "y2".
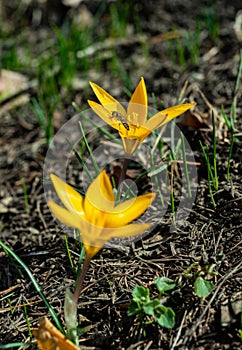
[{"x1": 0, "y1": 1, "x2": 241, "y2": 349}]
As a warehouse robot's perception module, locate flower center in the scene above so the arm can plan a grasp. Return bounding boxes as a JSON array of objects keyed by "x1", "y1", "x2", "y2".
[{"x1": 127, "y1": 112, "x2": 140, "y2": 128}]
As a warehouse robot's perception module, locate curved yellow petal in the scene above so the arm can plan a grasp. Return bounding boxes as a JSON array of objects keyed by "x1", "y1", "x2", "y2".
[
  {"x1": 84, "y1": 170, "x2": 114, "y2": 222},
  {"x1": 50, "y1": 174, "x2": 84, "y2": 215},
  {"x1": 144, "y1": 111, "x2": 168, "y2": 131},
  {"x1": 103, "y1": 222, "x2": 152, "y2": 240},
  {"x1": 146, "y1": 103, "x2": 195, "y2": 130},
  {"x1": 127, "y1": 77, "x2": 147, "y2": 126},
  {"x1": 99, "y1": 170, "x2": 115, "y2": 201},
  {"x1": 48, "y1": 200, "x2": 82, "y2": 230},
  {"x1": 105, "y1": 192, "x2": 156, "y2": 227},
  {"x1": 49, "y1": 200, "x2": 106, "y2": 254},
  {"x1": 89, "y1": 82, "x2": 126, "y2": 116},
  {"x1": 88, "y1": 100, "x2": 120, "y2": 130},
  {"x1": 160, "y1": 103, "x2": 196, "y2": 122}
]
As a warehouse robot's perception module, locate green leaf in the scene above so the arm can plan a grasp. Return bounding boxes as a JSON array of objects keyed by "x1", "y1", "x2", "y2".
[
  {"x1": 143, "y1": 299, "x2": 160, "y2": 316},
  {"x1": 64, "y1": 288, "x2": 79, "y2": 346},
  {"x1": 132, "y1": 286, "x2": 150, "y2": 304},
  {"x1": 156, "y1": 306, "x2": 175, "y2": 329},
  {"x1": 127, "y1": 300, "x2": 140, "y2": 316},
  {"x1": 154, "y1": 277, "x2": 176, "y2": 293},
  {"x1": 0, "y1": 241, "x2": 65, "y2": 334},
  {"x1": 194, "y1": 276, "x2": 214, "y2": 298}
]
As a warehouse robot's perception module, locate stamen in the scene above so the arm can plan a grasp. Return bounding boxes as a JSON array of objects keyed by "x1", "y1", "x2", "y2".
[{"x1": 128, "y1": 112, "x2": 139, "y2": 129}]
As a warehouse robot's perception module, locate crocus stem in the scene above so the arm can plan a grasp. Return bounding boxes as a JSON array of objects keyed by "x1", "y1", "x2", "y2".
[
  {"x1": 118, "y1": 157, "x2": 130, "y2": 197},
  {"x1": 73, "y1": 255, "x2": 91, "y2": 304}
]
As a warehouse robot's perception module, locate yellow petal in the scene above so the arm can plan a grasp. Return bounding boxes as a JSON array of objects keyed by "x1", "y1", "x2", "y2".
[
  {"x1": 79, "y1": 223, "x2": 108, "y2": 257},
  {"x1": 120, "y1": 125, "x2": 152, "y2": 155},
  {"x1": 99, "y1": 170, "x2": 115, "y2": 201},
  {"x1": 121, "y1": 137, "x2": 141, "y2": 156},
  {"x1": 144, "y1": 112, "x2": 168, "y2": 132},
  {"x1": 105, "y1": 192, "x2": 156, "y2": 227},
  {"x1": 88, "y1": 100, "x2": 120, "y2": 131},
  {"x1": 103, "y1": 222, "x2": 152, "y2": 240},
  {"x1": 146, "y1": 103, "x2": 195, "y2": 130},
  {"x1": 83, "y1": 243, "x2": 103, "y2": 259},
  {"x1": 127, "y1": 77, "x2": 147, "y2": 126},
  {"x1": 48, "y1": 201, "x2": 82, "y2": 231},
  {"x1": 89, "y1": 81, "x2": 126, "y2": 116},
  {"x1": 84, "y1": 170, "x2": 114, "y2": 214},
  {"x1": 161, "y1": 103, "x2": 196, "y2": 122},
  {"x1": 50, "y1": 174, "x2": 84, "y2": 215},
  {"x1": 49, "y1": 199, "x2": 105, "y2": 256}
]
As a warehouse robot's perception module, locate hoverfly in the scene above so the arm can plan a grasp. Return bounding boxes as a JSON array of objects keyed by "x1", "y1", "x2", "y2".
[{"x1": 111, "y1": 111, "x2": 130, "y2": 131}]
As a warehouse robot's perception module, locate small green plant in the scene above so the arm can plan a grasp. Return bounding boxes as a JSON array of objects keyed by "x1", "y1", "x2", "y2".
[
  {"x1": 181, "y1": 261, "x2": 216, "y2": 298},
  {"x1": 167, "y1": 26, "x2": 201, "y2": 70},
  {"x1": 194, "y1": 276, "x2": 214, "y2": 298},
  {"x1": 109, "y1": 0, "x2": 135, "y2": 38},
  {"x1": 128, "y1": 277, "x2": 176, "y2": 334},
  {"x1": 239, "y1": 329, "x2": 242, "y2": 341},
  {"x1": 202, "y1": 5, "x2": 219, "y2": 41},
  {"x1": 183, "y1": 25, "x2": 201, "y2": 66},
  {"x1": 31, "y1": 98, "x2": 54, "y2": 145}
]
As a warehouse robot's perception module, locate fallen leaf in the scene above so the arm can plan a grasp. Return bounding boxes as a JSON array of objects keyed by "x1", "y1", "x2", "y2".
[
  {"x1": 0, "y1": 69, "x2": 29, "y2": 102},
  {"x1": 177, "y1": 108, "x2": 211, "y2": 129},
  {"x1": 32, "y1": 317, "x2": 80, "y2": 350}
]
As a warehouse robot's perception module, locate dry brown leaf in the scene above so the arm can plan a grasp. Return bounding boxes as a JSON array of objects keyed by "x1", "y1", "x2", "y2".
[
  {"x1": 177, "y1": 108, "x2": 211, "y2": 129},
  {"x1": 32, "y1": 317, "x2": 80, "y2": 350},
  {"x1": 0, "y1": 69, "x2": 29, "y2": 102}
]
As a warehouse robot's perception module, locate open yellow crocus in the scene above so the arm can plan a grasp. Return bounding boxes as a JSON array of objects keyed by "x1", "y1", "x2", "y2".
[
  {"x1": 48, "y1": 170, "x2": 155, "y2": 260},
  {"x1": 88, "y1": 77, "x2": 195, "y2": 156}
]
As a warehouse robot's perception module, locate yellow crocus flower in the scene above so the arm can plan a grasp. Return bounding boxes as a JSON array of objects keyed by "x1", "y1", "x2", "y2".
[
  {"x1": 48, "y1": 170, "x2": 155, "y2": 260},
  {"x1": 88, "y1": 77, "x2": 195, "y2": 156}
]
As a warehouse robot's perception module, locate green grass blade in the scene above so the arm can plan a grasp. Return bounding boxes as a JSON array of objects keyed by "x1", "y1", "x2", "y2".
[
  {"x1": 226, "y1": 133, "x2": 234, "y2": 182},
  {"x1": 199, "y1": 141, "x2": 216, "y2": 207},
  {"x1": 0, "y1": 241, "x2": 65, "y2": 334},
  {"x1": 72, "y1": 102, "x2": 120, "y2": 143},
  {"x1": 199, "y1": 141, "x2": 215, "y2": 185},
  {"x1": 64, "y1": 235, "x2": 75, "y2": 272},
  {"x1": 207, "y1": 160, "x2": 216, "y2": 208},
  {"x1": 78, "y1": 244, "x2": 85, "y2": 268},
  {"x1": 180, "y1": 132, "x2": 192, "y2": 198},
  {"x1": 65, "y1": 137, "x2": 94, "y2": 182},
  {"x1": 79, "y1": 120, "x2": 100, "y2": 176},
  {"x1": 221, "y1": 105, "x2": 231, "y2": 130},
  {"x1": 0, "y1": 343, "x2": 30, "y2": 349},
  {"x1": 31, "y1": 98, "x2": 46, "y2": 131},
  {"x1": 170, "y1": 164, "x2": 175, "y2": 214},
  {"x1": 23, "y1": 304, "x2": 32, "y2": 337},
  {"x1": 212, "y1": 112, "x2": 218, "y2": 190}
]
